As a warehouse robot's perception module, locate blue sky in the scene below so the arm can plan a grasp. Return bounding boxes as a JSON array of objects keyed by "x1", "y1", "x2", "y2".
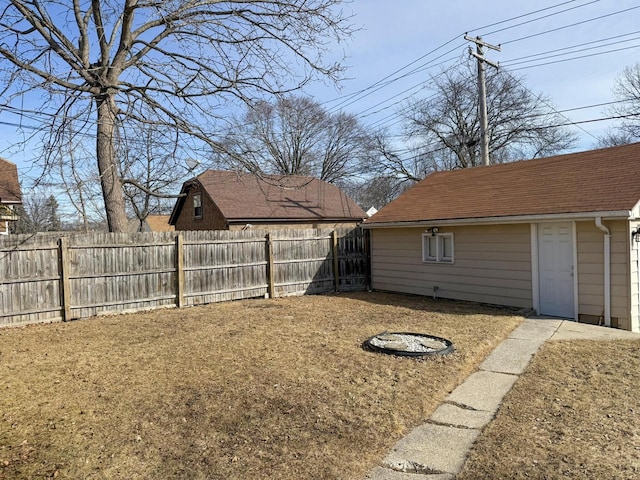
[
  {"x1": 307, "y1": 0, "x2": 640, "y2": 148},
  {"x1": 2, "y1": 0, "x2": 639, "y2": 190}
]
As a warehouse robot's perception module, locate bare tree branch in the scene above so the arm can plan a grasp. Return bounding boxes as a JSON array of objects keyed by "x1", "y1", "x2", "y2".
[
  {"x1": 605, "y1": 62, "x2": 640, "y2": 142},
  {"x1": 0, "y1": 0, "x2": 354, "y2": 231},
  {"x1": 217, "y1": 95, "x2": 375, "y2": 183},
  {"x1": 375, "y1": 59, "x2": 576, "y2": 182}
]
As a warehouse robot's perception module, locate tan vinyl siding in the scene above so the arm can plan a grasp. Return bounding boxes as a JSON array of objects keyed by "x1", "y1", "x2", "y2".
[
  {"x1": 370, "y1": 224, "x2": 532, "y2": 308},
  {"x1": 576, "y1": 220, "x2": 630, "y2": 329}
]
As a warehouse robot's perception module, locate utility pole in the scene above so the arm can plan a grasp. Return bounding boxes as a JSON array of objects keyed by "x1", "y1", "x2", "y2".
[{"x1": 464, "y1": 35, "x2": 500, "y2": 166}]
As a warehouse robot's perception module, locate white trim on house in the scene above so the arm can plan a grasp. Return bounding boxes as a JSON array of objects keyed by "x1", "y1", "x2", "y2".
[
  {"x1": 363, "y1": 210, "x2": 634, "y2": 229},
  {"x1": 632, "y1": 223, "x2": 640, "y2": 333},
  {"x1": 530, "y1": 223, "x2": 539, "y2": 314},
  {"x1": 421, "y1": 232, "x2": 454, "y2": 264},
  {"x1": 573, "y1": 221, "x2": 579, "y2": 321}
]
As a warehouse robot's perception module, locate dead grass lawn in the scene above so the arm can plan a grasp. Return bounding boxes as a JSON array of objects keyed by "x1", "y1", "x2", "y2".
[
  {"x1": 458, "y1": 339, "x2": 640, "y2": 480},
  {"x1": 0, "y1": 291, "x2": 522, "y2": 479}
]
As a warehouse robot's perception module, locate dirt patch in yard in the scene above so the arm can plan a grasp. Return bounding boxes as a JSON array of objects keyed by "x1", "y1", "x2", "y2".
[
  {"x1": 0, "y1": 291, "x2": 522, "y2": 480},
  {"x1": 458, "y1": 339, "x2": 640, "y2": 480}
]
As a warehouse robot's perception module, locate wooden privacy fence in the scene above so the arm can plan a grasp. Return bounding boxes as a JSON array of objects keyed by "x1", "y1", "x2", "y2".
[{"x1": 0, "y1": 227, "x2": 369, "y2": 327}]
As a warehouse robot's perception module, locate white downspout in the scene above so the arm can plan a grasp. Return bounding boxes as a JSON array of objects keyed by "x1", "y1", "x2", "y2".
[{"x1": 595, "y1": 217, "x2": 611, "y2": 327}]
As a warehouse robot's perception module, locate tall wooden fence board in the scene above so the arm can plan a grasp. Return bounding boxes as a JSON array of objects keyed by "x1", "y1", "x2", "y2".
[
  {"x1": 67, "y1": 232, "x2": 178, "y2": 319},
  {"x1": 0, "y1": 235, "x2": 61, "y2": 325},
  {"x1": 0, "y1": 227, "x2": 369, "y2": 327},
  {"x1": 337, "y1": 228, "x2": 370, "y2": 291},
  {"x1": 182, "y1": 230, "x2": 268, "y2": 305},
  {"x1": 272, "y1": 229, "x2": 335, "y2": 296}
]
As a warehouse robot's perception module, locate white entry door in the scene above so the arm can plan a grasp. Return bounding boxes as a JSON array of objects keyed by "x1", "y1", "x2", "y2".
[{"x1": 538, "y1": 222, "x2": 574, "y2": 318}]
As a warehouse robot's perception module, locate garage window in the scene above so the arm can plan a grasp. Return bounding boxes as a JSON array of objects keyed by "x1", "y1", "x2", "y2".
[{"x1": 422, "y1": 233, "x2": 454, "y2": 263}]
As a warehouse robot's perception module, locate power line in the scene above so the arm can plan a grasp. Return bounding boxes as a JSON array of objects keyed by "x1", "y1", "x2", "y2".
[
  {"x1": 380, "y1": 111, "x2": 640, "y2": 169},
  {"x1": 501, "y1": 5, "x2": 640, "y2": 45},
  {"x1": 500, "y1": 30, "x2": 640, "y2": 64},
  {"x1": 468, "y1": 0, "x2": 594, "y2": 35},
  {"x1": 323, "y1": 3, "x2": 633, "y2": 136},
  {"x1": 357, "y1": 31, "x2": 640, "y2": 132},
  {"x1": 525, "y1": 112, "x2": 640, "y2": 130},
  {"x1": 378, "y1": 99, "x2": 634, "y2": 140},
  {"x1": 507, "y1": 43, "x2": 640, "y2": 71},
  {"x1": 321, "y1": 1, "x2": 600, "y2": 113},
  {"x1": 325, "y1": 41, "x2": 465, "y2": 113},
  {"x1": 501, "y1": 67, "x2": 599, "y2": 141},
  {"x1": 479, "y1": 0, "x2": 601, "y2": 37},
  {"x1": 355, "y1": 61, "x2": 463, "y2": 119}
]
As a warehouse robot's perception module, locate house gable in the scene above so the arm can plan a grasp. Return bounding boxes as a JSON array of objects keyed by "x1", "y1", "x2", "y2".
[
  {"x1": 171, "y1": 181, "x2": 228, "y2": 231},
  {"x1": 170, "y1": 170, "x2": 365, "y2": 230},
  {"x1": 0, "y1": 157, "x2": 22, "y2": 205}
]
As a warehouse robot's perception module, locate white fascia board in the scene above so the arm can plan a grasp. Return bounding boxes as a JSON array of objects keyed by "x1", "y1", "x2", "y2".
[{"x1": 362, "y1": 211, "x2": 632, "y2": 229}]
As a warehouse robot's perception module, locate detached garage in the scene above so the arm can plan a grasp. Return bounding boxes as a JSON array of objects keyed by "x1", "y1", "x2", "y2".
[{"x1": 363, "y1": 142, "x2": 640, "y2": 332}]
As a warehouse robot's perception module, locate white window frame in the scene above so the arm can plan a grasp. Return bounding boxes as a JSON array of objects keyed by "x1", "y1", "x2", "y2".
[
  {"x1": 193, "y1": 193, "x2": 203, "y2": 219},
  {"x1": 422, "y1": 232, "x2": 454, "y2": 264}
]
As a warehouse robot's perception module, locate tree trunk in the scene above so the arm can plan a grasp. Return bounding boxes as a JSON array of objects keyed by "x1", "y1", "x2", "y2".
[{"x1": 95, "y1": 93, "x2": 128, "y2": 232}]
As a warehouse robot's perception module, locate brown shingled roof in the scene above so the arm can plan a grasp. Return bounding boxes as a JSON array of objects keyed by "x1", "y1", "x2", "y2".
[
  {"x1": 0, "y1": 157, "x2": 22, "y2": 204},
  {"x1": 146, "y1": 215, "x2": 174, "y2": 232},
  {"x1": 366, "y1": 142, "x2": 640, "y2": 225},
  {"x1": 194, "y1": 170, "x2": 365, "y2": 221}
]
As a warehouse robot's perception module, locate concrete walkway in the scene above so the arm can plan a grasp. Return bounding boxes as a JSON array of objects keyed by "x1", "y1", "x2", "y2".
[{"x1": 365, "y1": 319, "x2": 640, "y2": 480}]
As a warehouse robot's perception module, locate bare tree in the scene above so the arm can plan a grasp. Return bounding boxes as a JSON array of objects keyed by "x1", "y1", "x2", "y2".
[
  {"x1": 595, "y1": 130, "x2": 636, "y2": 148},
  {"x1": 0, "y1": 1, "x2": 353, "y2": 232},
  {"x1": 605, "y1": 63, "x2": 640, "y2": 142},
  {"x1": 371, "y1": 131, "x2": 443, "y2": 184},
  {"x1": 48, "y1": 125, "x2": 105, "y2": 232},
  {"x1": 217, "y1": 95, "x2": 375, "y2": 183},
  {"x1": 118, "y1": 119, "x2": 198, "y2": 231},
  {"x1": 14, "y1": 192, "x2": 61, "y2": 233},
  {"x1": 372, "y1": 60, "x2": 576, "y2": 184},
  {"x1": 340, "y1": 174, "x2": 408, "y2": 210}
]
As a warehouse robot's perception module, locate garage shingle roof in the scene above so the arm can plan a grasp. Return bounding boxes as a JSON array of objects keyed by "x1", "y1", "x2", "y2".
[
  {"x1": 195, "y1": 170, "x2": 365, "y2": 221},
  {"x1": 366, "y1": 142, "x2": 640, "y2": 225}
]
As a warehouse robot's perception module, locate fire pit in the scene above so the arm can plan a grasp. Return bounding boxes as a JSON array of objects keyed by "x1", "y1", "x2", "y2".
[{"x1": 363, "y1": 332, "x2": 454, "y2": 357}]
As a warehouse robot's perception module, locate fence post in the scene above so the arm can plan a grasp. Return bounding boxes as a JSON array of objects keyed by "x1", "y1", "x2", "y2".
[
  {"x1": 265, "y1": 233, "x2": 275, "y2": 298},
  {"x1": 58, "y1": 237, "x2": 72, "y2": 321},
  {"x1": 332, "y1": 230, "x2": 340, "y2": 292},
  {"x1": 176, "y1": 234, "x2": 185, "y2": 308}
]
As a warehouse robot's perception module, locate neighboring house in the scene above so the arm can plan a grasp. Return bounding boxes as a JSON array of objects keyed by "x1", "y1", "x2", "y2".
[
  {"x1": 0, "y1": 157, "x2": 22, "y2": 235},
  {"x1": 169, "y1": 170, "x2": 366, "y2": 231},
  {"x1": 147, "y1": 215, "x2": 175, "y2": 232},
  {"x1": 128, "y1": 215, "x2": 175, "y2": 232},
  {"x1": 363, "y1": 142, "x2": 640, "y2": 332}
]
